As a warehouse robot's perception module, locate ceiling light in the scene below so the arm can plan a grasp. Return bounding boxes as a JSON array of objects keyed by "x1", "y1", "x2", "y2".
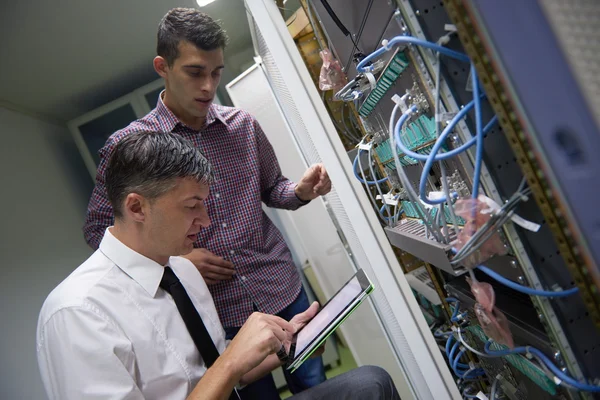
[{"x1": 196, "y1": 0, "x2": 217, "y2": 6}]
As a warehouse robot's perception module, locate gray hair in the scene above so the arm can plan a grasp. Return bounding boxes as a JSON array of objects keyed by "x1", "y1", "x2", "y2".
[{"x1": 106, "y1": 131, "x2": 214, "y2": 218}]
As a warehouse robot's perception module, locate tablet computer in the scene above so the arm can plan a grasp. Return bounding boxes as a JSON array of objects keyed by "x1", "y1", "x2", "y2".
[{"x1": 286, "y1": 269, "x2": 374, "y2": 372}]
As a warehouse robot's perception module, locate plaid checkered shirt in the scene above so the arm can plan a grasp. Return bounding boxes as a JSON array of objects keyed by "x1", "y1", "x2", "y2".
[{"x1": 84, "y1": 95, "x2": 304, "y2": 327}]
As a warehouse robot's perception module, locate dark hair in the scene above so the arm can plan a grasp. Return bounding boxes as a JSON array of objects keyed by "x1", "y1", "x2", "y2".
[
  {"x1": 157, "y1": 8, "x2": 229, "y2": 66},
  {"x1": 106, "y1": 132, "x2": 214, "y2": 218}
]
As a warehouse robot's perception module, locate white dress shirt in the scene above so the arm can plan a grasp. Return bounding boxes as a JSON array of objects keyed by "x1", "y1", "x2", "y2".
[{"x1": 36, "y1": 228, "x2": 228, "y2": 400}]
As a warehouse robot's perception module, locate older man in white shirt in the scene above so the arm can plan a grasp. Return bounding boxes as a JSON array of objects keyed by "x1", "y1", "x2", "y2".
[{"x1": 36, "y1": 131, "x2": 400, "y2": 400}]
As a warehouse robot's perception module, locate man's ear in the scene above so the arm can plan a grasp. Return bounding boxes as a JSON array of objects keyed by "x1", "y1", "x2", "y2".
[
  {"x1": 123, "y1": 193, "x2": 147, "y2": 222},
  {"x1": 153, "y1": 56, "x2": 169, "y2": 79}
]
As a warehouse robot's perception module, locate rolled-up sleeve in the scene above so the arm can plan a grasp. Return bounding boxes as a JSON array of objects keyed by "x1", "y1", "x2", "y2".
[{"x1": 254, "y1": 119, "x2": 308, "y2": 210}]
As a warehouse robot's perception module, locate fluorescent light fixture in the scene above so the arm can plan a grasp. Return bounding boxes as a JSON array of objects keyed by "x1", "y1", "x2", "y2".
[{"x1": 196, "y1": 0, "x2": 217, "y2": 6}]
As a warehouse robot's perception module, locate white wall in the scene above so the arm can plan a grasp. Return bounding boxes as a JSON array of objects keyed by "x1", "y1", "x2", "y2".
[
  {"x1": 0, "y1": 107, "x2": 94, "y2": 399},
  {"x1": 218, "y1": 46, "x2": 258, "y2": 105}
]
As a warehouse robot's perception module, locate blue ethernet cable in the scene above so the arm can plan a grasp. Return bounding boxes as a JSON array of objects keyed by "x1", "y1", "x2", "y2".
[
  {"x1": 483, "y1": 341, "x2": 600, "y2": 392},
  {"x1": 445, "y1": 335, "x2": 471, "y2": 370},
  {"x1": 394, "y1": 100, "x2": 498, "y2": 162},
  {"x1": 356, "y1": 35, "x2": 470, "y2": 73},
  {"x1": 452, "y1": 348, "x2": 485, "y2": 378},
  {"x1": 445, "y1": 335, "x2": 455, "y2": 360},
  {"x1": 450, "y1": 342, "x2": 483, "y2": 376},
  {"x1": 353, "y1": 150, "x2": 388, "y2": 185},
  {"x1": 392, "y1": 95, "x2": 498, "y2": 205},
  {"x1": 450, "y1": 341, "x2": 465, "y2": 369},
  {"x1": 379, "y1": 204, "x2": 403, "y2": 221},
  {"x1": 477, "y1": 265, "x2": 579, "y2": 298},
  {"x1": 435, "y1": 330, "x2": 451, "y2": 338},
  {"x1": 448, "y1": 249, "x2": 577, "y2": 298},
  {"x1": 445, "y1": 335, "x2": 485, "y2": 379},
  {"x1": 446, "y1": 336, "x2": 467, "y2": 368},
  {"x1": 395, "y1": 106, "x2": 454, "y2": 205},
  {"x1": 445, "y1": 297, "x2": 461, "y2": 322},
  {"x1": 471, "y1": 64, "x2": 484, "y2": 199},
  {"x1": 416, "y1": 113, "x2": 497, "y2": 204}
]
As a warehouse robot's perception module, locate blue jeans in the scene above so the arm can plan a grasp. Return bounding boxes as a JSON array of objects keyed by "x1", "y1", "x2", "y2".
[
  {"x1": 224, "y1": 288, "x2": 327, "y2": 399},
  {"x1": 289, "y1": 366, "x2": 400, "y2": 400}
]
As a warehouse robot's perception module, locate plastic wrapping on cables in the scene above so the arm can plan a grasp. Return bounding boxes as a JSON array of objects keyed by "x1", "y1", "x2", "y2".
[
  {"x1": 453, "y1": 196, "x2": 507, "y2": 269},
  {"x1": 318, "y1": 49, "x2": 347, "y2": 92},
  {"x1": 467, "y1": 276, "x2": 514, "y2": 348}
]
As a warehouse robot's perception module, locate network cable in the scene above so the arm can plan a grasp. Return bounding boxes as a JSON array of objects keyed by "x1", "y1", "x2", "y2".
[
  {"x1": 391, "y1": 100, "x2": 497, "y2": 205},
  {"x1": 356, "y1": 35, "x2": 470, "y2": 74},
  {"x1": 432, "y1": 51, "x2": 458, "y2": 240},
  {"x1": 471, "y1": 63, "x2": 484, "y2": 199},
  {"x1": 462, "y1": 390, "x2": 480, "y2": 399},
  {"x1": 416, "y1": 111, "x2": 496, "y2": 205},
  {"x1": 477, "y1": 265, "x2": 579, "y2": 298},
  {"x1": 490, "y1": 375, "x2": 500, "y2": 400},
  {"x1": 355, "y1": 142, "x2": 394, "y2": 225},
  {"x1": 455, "y1": 328, "x2": 566, "y2": 392},
  {"x1": 446, "y1": 331, "x2": 482, "y2": 378},
  {"x1": 436, "y1": 203, "x2": 450, "y2": 243},
  {"x1": 448, "y1": 224, "x2": 578, "y2": 298},
  {"x1": 455, "y1": 327, "x2": 501, "y2": 359},
  {"x1": 334, "y1": 78, "x2": 362, "y2": 102},
  {"x1": 349, "y1": 19, "x2": 593, "y2": 398},
  {"x1": 445, "y1": 297, "x2": 462, "y2": 322},
  {"x1": 450, "y1": 182, "x2": 531, "y2": 264},
  {"x1": 365, "y1": 34, "x2": 482, "y2": 236},
  {"x1": 392, "y1": 196, "x2": 402, "y2": 225},
  {"x1": 379, "y1": 204, "x2": 403, "y2": 222},
  {"x1": 394, "y1": 98, "x2": 497, "y2": 162},
  {"x1": 367, "y1": 145, "x2": 394, "y2": 223},
  {"x1": 340, "y1": 105, "x2": 362, "y2": 143},
  {"x1": 483, "y1": 341, "x2": 600, "y2": 392},
  {"x1": 450, "y1": 339, "x2": 463, "y2": 368},
  {"x1": 389, "y1": 104, "x2": 444, "y2": 241},
  {"x1": 445, "y1": 335, "x2": 485, "y2": 379},
  {"x1": 353, "y1": 150, "x2": 388, "y2": 185},
  {"x1": 355, "y1": 33, "x2": 498, "y2": 230},
  {"x1": 452, "y1": 348, "x2": 467, "y2": 375},
  {"x1": 388, "y1": 77, "x2": 495, "y2": 206},
  {"x1": 453, "y1": 351, "x2": 485, "y2": 379}
]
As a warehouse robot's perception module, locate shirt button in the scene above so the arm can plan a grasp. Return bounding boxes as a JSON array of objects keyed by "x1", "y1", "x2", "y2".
[
  {"x1": 222, "y1": 223, "x2": 227, "y2": 228},
  {"x1": 230, "y1": 250, "x2": 235, "y2": 255},
  {"x1": 241, "y1": 276, "x2": 247, "y2": 281},
  {"x1": 215, "y1": 193, "x2": 220, "y2": 198}
]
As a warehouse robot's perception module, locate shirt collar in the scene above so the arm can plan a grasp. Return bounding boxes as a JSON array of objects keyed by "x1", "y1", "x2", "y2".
[
  {"x1": 156, "y1": 90, "x2": 228, "y2": 130},
  {"x1": 99, "y1": 228, "x2": 165, "y2": 298}
]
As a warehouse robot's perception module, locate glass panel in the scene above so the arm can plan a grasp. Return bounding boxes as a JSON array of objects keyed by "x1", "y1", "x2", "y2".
[
  {"x1": 78, "y1": 104, "x2": 137, "y2": 166},
  {"x1": 144, "y1": 87, "x2": 164, "y2": 109}
]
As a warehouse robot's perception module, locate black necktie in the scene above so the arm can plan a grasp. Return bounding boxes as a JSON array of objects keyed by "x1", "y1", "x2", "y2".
[
  {"x1": 160, "y1": 266, "x2": 221, "y2": 366},
  {"x1": 160, "y1": 267, "x2": 241, "y2": 399}
]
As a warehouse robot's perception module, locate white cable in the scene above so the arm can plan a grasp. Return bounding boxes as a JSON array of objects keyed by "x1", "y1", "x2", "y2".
[
  {"x1": 389, "y1": 104, "x2": 444, "y2": 241},
  {"x1": 368, "y1": 145, "x2": 393, "y2": 225},
  {"x1": 433, "y1": 51, "x2": 461, "y2": 236},
  {"x1": 357, "y1": 140, "x2": 389, "y2": 224},
  {"x1": 455, "y1": 328, "x2": 499, "y2": 358},
  {"x1": 489, "y1": 375, "x2": 500, "y2": 400},
  {"x1": 334, "y1": 79, "x2": 358, "y2": 101},
  {"x1": 340, "y1": 105, "x2": 362, "y2": 143}
]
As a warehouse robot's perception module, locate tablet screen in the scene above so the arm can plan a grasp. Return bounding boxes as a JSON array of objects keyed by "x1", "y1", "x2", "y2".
[{"x1": 294, "y1": 276, "x2": 363, "y2": 356}]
